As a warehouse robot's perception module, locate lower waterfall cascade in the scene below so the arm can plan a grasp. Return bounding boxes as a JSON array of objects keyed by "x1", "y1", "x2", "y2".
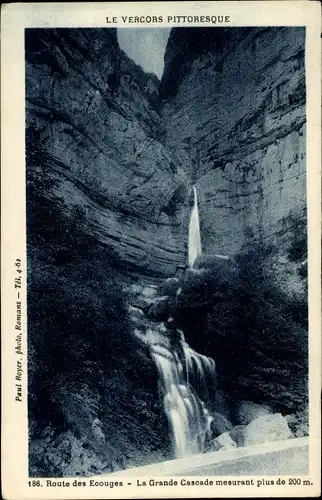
[{"x1": 150, "y1": 331, "x2": 216, "y2": 458}]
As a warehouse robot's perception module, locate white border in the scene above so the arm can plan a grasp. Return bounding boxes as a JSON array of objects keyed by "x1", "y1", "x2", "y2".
[{"x1": 1, "y1": 2, "x2": 321, "y2": 498}]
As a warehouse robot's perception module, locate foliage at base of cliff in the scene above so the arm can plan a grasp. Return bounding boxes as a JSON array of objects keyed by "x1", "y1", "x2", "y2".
[
  {"x1": 26, "y1": 123, "x2": 171, "y2": 476},
  {"x1": 175, "y1": 245, "x2": 308, "y2": 414}
]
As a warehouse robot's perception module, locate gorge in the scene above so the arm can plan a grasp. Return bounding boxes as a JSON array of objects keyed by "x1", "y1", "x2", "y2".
[{"x1": 26, "y1": 26, "x2": 308, "y2": 476}]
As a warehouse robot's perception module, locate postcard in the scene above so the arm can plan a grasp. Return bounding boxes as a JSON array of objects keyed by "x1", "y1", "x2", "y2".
[{"x1": 1, "y1": 1, "x2": 321, "y2": 498}]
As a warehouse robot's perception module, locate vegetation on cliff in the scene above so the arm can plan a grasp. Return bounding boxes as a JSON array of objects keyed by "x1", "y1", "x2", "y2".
[
  {"x1": 175, "y1": 245, "x2": 308, "y2": 414},
  {"x1": 26, "y1": 123, "x2": 171, "y2": 476}
]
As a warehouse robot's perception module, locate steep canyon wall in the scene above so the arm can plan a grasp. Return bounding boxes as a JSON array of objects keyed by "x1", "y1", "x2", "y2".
[
  {"x1": 161, "y1": 27, "x2": 306, "y2": 283},
  {"x1": 26, "y1": 28, "x2": 188, "y2": 281},
  {"x1": 26, "y1": 27, "x2": 307, "y2": 283}
]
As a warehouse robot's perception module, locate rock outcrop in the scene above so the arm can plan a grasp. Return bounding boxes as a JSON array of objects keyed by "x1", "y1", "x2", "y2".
[
  {"x1": 235, "y1": 400, "x2": 273, "y2": 425},
  {"x1": 207, "y1": 413, "x2": 294, "y2": 452}
]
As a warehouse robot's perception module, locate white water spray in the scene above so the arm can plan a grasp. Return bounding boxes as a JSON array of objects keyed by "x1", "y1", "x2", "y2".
[
  {"x1": 188, "y1": 186, "x2": 202, "y2": 268},
  {"x1": 150, "y1": 334, "x2": 215, "y2": 458}
]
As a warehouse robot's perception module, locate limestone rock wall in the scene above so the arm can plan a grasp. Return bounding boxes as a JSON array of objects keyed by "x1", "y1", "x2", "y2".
[
  {"x1": 26, "y1": 28, "x2": 188, "y2": 280},
  {"x1": 26, "y1": 27, "x2": 307, "y2": 282},
  {"x1": 161, "y1": 27, "x2": 306, "y2": 264}
]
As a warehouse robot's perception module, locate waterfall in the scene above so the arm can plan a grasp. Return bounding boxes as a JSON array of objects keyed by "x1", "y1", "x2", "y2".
[
  {"x1": 188, "y1": 186, "x2": 202, "y2": 268},
  {"x1": 150, "y1": 332, "x2": 215, "y2": 458}
]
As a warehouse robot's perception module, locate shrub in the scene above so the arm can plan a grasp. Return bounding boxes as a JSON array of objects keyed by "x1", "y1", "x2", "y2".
[
  {"x1": 26, "y1": 121, "x2": 160, "y2": 437},
  {"x1": 175, "y1": 245, "x2": 308, "y2": 413}
]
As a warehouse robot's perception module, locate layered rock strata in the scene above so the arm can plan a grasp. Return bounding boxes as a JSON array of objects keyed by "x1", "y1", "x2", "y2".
[
  {"x1": 26, "y1": 28, "x2": 188, "y2": 280},
  {"x1": 161, "y1": 27, "x2": 306, "y2": 280}
]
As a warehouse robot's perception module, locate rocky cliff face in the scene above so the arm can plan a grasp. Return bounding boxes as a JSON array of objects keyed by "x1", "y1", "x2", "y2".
[
  {"x1": 26, "y1": 28, "x2": 188, "y2": 281},
  {"x1": 26, "y1": 29, "x2": 182, "y2": 476},
  {"x1": 161, "y1": 27, "x2": 306, "y2": 294},
  {"x1": 26, "y1": 27, "x2": 307, "y2": 285}
]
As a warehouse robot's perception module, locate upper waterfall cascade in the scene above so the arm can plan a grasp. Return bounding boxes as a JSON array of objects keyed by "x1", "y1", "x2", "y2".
[{"x1": 188, "y1": 186, "x2": 202, "y2": 268}]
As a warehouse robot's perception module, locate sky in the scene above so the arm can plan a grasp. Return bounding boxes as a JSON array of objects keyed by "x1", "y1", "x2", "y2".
[{"x1": 117, "y1": 28, "x2": 171, "y2": 79}]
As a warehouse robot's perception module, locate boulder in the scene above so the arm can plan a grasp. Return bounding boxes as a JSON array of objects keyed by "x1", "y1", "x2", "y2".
[
  {"x1": 140, "y1": 286, "x2": 158, "y2": 299},
  {"x1": 236, "y1": 400, "x2": 273, "y2": 425},
  {"x1": 146, "y1": 296, "x2": 170, "y2": 321},
  {"x1": 128, "y1": 285, "x2": 158, "y2": 311},
  {"x1": 128, "y1": 306, "x2": 145, "y2": 321},
  {"x1": 229, "y1": 425, "x2": 246, "y2": 447},
  {"x1": 208, "y1": 431, "x2": 237, "y2": 452},
  {"x1": 242, "y1": 413, "x2": 294, "y2": 446},
  {"x1": 210, "y1": 412, "x2": 234, "y2": 438},
  {"x1": 285, "y1": 408, "x2": 309, "y2": 437},
  {"x1": 130, "y1": 296, "x2": 155, "y2": 311}
]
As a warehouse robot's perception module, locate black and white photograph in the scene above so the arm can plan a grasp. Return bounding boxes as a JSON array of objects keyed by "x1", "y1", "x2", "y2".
[
  {"x1": 1, "y1": 2, "x2": 321, "y2": 498},
  {"x1": 25, "y1": 23, "x2": 309, "y2": 476}
]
